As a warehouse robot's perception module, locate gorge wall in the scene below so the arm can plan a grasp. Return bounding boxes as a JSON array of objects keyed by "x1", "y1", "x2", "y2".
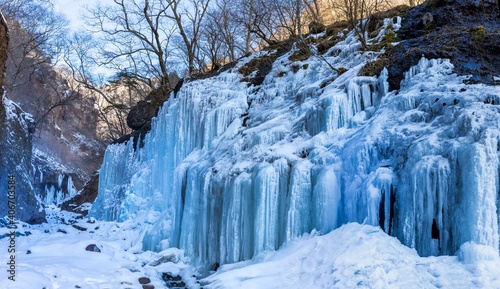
[{"x1": 0, "y1": 12, "x2": 45, "y2": 223}]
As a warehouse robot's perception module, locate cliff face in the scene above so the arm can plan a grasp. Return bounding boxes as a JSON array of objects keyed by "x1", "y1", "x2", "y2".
[
  {"x1": 0, "y1": 13, "x2": 6, "y2": 97},
  {"x1": 1, "y1": 13, "x2": 105, "y2": 206},
  {"x1": 0, "y1": 12, "x2": 45, "y2": 223}
]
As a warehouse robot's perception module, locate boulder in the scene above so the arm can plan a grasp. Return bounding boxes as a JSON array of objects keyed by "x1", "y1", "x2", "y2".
[
  {"x1": 127, "y1": 88, "x2": 170, "y2": 131},
  {"x1": 138, "y1": 277, "x2": 151, "y2": 284},
  {"x1": 308, "y1": 21, "x2": 325, "y2": 34},
  {"x1": 85, "y1": 244, "x2": 101, "y2": 252}
]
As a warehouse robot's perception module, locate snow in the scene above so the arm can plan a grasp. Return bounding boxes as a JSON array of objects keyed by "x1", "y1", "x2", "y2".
[
  {"x1": 0, "y1": 208, "x2": 200, "y2": 289},
  {"x1": 2, "y1": 95, "x2": 33, "y2": 135},
  {"x1": 2, "y1": 213, "x2": 500, "y2": 289},
  {"x1": 203, "y1": 223, "x2": 500, "y2": 289}
]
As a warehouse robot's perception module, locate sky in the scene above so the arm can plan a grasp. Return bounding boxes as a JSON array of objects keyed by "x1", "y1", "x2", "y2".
[{"x1": 53, "y1": 0, "x2": 113, "y2": 30}]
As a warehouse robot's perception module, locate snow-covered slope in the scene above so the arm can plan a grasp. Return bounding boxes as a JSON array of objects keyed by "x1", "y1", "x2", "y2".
[
  {"x1": 203, "y1": 223, "x2": 500, "y2": 289},
  {"x1": 92, "y1": 14, "x2": 500, "y2": 277},
  {"x1": 0, "y1": 209, "x2": 198, "y2": 289}
]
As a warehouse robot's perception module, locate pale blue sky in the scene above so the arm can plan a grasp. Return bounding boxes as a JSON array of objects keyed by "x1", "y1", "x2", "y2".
[{"x1": 53, "y1": 0, "x2": 113, "y2": 30}]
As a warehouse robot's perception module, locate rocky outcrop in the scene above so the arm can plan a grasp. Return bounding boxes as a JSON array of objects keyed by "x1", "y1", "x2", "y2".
[
  {"x1": 0, "y1": 13, "x2": 6, "y2": 97},
  {"x1": 60, "y1": 172, "x2": 99, "y2": 215},
  {"x1": 126, "y1": 88, "x2": 168, "y2": 131},
  {"x1": 118, "y1": 87, "x2": 172, "y2": 149},
  {"x1": 386, "y1": 0, "x2": 500, "y2": 90},
  {"x1": 0, "y1": 13, "x2": 45, "y2": 223}
]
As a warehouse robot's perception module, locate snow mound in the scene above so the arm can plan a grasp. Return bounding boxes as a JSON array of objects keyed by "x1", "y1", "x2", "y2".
[{"x1": 203, "y1": 223, "x2": 500, "y2": 289}]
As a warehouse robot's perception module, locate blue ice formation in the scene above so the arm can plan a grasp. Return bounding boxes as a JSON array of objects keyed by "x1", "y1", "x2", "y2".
[{"x1": 91, "y1": 19, "x2": 500, "y2": 270}]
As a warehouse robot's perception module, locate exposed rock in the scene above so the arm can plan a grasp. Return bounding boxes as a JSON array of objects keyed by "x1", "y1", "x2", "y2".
[
  {"x1": 240, "y1": 40, "x2": 294, "y2": 86},
  {"x1": 309, "y1": 21, "x2": 326, "y2": 34},
  {"x1": 142, "y1": 285, "x2": 155, "y2": 289},
  {"x1": 72, "y1": 224, "x2": 87, "y2": 231},
  {"x1": 85, "y1": 244, "x2": 101, "y2": 252},
  {"x1": 0, "y1": 13, "x2": 46, "y2": 224},
  {"x1": 162, "y1": 273, "x2": 186, "y2": 289},
  {"x1": 61, "y1": 172, "x2": 99, "y2": 215},
  {"x1": 138, "y1": 277, "x2": 151, "y2": 284},
  {"x1": 386, "y1": 0, "x2": 500, "y2": 90},
  {"x1": 162, "y1": 273, "x2": 182, "y2": 282},
  {"x1": 422, "y1": 12, "x2": 433, "y2": 27},
  {"x1": 127, "y1": 88, "x2": 170, "y2": 131},
  {"x1": 2, "y1": 14, "x2": 105, "y2": 205},
  {"x1": 0, "y1": 13, "x2": 7, "y2": 95}
]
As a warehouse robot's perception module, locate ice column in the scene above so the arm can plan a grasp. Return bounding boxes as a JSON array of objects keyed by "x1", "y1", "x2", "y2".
[
  {"x1": 286, "y1": 161, "x2": 313, "y2": 240},
  {"x1": 412, "y1": 156, "x2": 450, "y2": 256},
  {"x1": 455, "y1": 134, "x2": 499, "y2": 255},
  {"x1": 312, "y1": 166, "x2": 341, "y2": 234}
]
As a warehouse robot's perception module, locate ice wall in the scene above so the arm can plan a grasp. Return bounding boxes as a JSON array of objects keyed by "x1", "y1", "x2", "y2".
[{"x1": 93, "y1": 17, "x2": 500, "y2": 271}]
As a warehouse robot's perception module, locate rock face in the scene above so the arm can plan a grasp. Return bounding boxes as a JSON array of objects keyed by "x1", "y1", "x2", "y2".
[
  {"x1": 0, "y1": 14, "x2": 6, "y2": 94},
  {"x1": 127, "y1": 88, "x2": 170, "y2": 131},
  {"x1": 0, "y1": 13, "x2": 45, "y2": 223},
  {"x1": 386, "y1": 0, "x2": 500, "y2": 90},
  {"x1": 2, "y1": 13, "x2": 105, "y2": 205},
  {"x1": 60, "y1": 173, "x2": 99, "y2": 215}
]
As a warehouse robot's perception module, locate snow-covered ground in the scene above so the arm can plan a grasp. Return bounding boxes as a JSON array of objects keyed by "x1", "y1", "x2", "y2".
[
  {"x1": 2, "y1": 209, "x2": 500, "y2": 289},
  {"x1": 204, "y1": 223, "x2": 500, "y2": 289},
  {"x1": 0, "y1": 208, "x2": 200, "y2": 289}
]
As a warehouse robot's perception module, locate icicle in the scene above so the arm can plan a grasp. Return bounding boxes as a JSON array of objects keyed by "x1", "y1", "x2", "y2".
[
  {"x1": 286, "y1": 161, "x2": 313, "y2": 241},
  {"x1": 57, "y1": 174, "x2": 63, "y2": 189},
  {"x1": 67, "y1": 176, "x2": 77, "y2": 198},
  {"x1": 366, "y1": 167, "x2": 394, "y2": 233},
  {"x1": 312, "y1": 166, "x2": 341, "y2": 233},
  {"x1": 253, "y1": 164, "x2": 280, "y2": 255},
  {"x1": 455, "y1": 135, "x2": 499, "y2": 255},
  {"x1": 219, "y1": 173, "x2": 253, "y2": 265}
]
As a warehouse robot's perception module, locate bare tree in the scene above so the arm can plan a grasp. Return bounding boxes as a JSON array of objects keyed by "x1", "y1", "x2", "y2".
[
  {"x1": 0, "y1": 0, "x2": 88, "y2": 131},
  {"x1": 86, "y1": 0, "x2": 175, "y2": 94},
  {"x1": 272, "y1": 0, "x2": 305, "y2": 38},
  {"x1": 164, "y1": 0, "x2": 211, "y2": 74},
  {"x1": 200, "y1": 13, "x2": 224, "y2": 71},
  {"x1": 236, "y1": 0, "x2": 306, "y2": 46},
  {"x1": 328, "y1": 0, "x2": 388, "y2": 49},
  {"x1": 303, "y1": 0, "x2": 323, "y2": 24},
  {"x1": 200, "y1": 0, "x2": 248, "y2": 68},
  {"x1": 0, "y1": 0, "x2": 68, "y2": 91},
  {"x1": 97, "y1": 73, "x2": 149, "y2": 141},
  {"x1": 62, "y1": 32, "x2": 151, "y2": 141}
]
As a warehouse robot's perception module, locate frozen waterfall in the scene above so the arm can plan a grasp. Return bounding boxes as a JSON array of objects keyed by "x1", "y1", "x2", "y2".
[{"x1": 91, "y1": 21, "x2": 500, "y2": 271}]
